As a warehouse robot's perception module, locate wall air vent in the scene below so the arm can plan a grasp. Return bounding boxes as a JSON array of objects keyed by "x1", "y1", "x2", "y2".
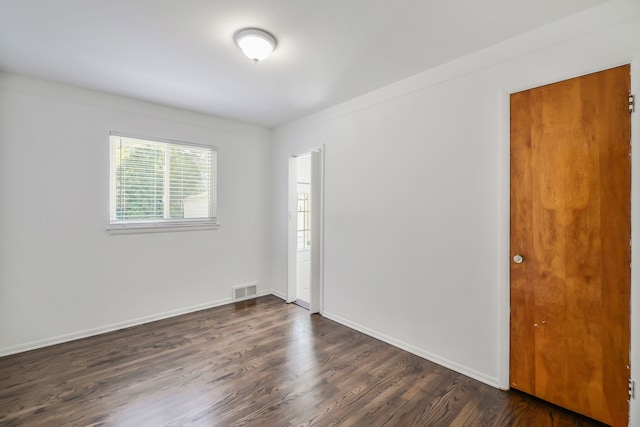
[{"x1": 233, "y1": 283, "x2": 258, "y2": 302}]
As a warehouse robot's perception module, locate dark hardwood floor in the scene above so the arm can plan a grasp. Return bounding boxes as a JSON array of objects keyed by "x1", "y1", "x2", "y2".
[{"x1": 0, "y1": 295, "x2": 607, "y2": 426}]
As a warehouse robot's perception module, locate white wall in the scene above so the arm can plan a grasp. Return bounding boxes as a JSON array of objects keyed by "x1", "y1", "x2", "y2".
[
  {"x1": 272, "y1": 0, "x2": 640, "y2": 423},
  {"x1": 0, "y1": 73, "x2": 273, "y2": 355}
]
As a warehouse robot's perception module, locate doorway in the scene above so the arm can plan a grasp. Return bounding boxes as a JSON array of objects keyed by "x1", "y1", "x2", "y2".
[
  {"x1": 294, "y1": 154, "x2": 311, "y2": 309},
  {"x1": 287, "y1": 150, "x2": 323, "y2": 313},
  {"x1": 509, "y1": 65, "x2": 631, "y2": 426}
]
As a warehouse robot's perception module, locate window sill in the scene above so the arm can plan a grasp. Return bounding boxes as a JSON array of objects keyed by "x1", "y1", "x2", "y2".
[{"x1": 107, "y1": 222, "x2": 219, "y2": 235}]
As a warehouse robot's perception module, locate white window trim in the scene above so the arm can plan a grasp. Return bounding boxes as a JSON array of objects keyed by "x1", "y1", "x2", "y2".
[
  {"x1": 107, "y1": 220, "x2": 219, "y2": 234},
  {"x1": 107, "y1": 131, "x2": 219, "y2": 234}
]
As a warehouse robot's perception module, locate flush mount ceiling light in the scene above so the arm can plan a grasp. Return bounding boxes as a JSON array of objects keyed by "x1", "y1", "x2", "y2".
[{"x1": 234, "y1": 28, "x2": 277, "y2": 63}]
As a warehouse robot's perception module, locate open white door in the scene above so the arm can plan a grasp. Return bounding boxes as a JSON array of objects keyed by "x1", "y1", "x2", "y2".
[
  {"x1": 287, "y1": 150, "x2": 323, "y2": 313},
  {"x1": 309, "y1": 150, "x2": 322, "y2": 314},
  {"x1": 286, "y1": 157, "x2": 297, "y2": 303}
]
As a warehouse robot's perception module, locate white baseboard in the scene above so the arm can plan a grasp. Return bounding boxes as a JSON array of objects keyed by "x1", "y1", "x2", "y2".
[
  {"x1": 0, "y1": 290, "x2": 497, "y2": 393},
  {"x1": 321, "y1": 310, "x2": 500, "y2": 389},
  {"x1": 0, "y1": 290, "x2": 284, "y2": 357},
  {"x1": 268, "y1": 289, "x2": 287, "y2": 300}
]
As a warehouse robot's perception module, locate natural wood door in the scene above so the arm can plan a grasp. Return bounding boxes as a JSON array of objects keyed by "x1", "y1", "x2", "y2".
[{"x1": 510, "y1": 65, "x2": 631, "y2": 426}]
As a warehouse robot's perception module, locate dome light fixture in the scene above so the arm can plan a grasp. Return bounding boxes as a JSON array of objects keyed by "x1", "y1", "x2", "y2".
[{"x1": 234, "y1": 28, "x2": 277, "y2": 63}]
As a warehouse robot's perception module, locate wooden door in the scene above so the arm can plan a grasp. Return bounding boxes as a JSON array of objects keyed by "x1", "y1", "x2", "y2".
[{"x1": 510, "y1": 65, "x2": 631, "y2": 426}]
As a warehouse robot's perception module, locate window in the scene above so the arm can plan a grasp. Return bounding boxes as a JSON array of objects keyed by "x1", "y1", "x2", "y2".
[
  {"x1": 109, "y1": 133, "x2": 217, "y2": 232},
  {"x1": 296, "y1": 192, "x2": 310, "y2": 250}
]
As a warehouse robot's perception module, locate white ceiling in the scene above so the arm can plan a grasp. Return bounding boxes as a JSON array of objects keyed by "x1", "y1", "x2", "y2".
[{"x1": 0, "y1": 0, "x2": 607, "y2": 128}]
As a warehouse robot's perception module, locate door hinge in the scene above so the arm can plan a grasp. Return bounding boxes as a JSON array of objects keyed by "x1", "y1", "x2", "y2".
[
  {"x1": 630, "y1": 94, "x2": 636, "y2": 112},
  {"x1": 630, "y1": 379, "x2": 636, "y2": 399}
]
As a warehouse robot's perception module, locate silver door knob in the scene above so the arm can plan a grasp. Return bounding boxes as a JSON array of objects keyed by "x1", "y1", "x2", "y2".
[{"x1": 513, "y1": 254, "x2": 523, "y2": 264}]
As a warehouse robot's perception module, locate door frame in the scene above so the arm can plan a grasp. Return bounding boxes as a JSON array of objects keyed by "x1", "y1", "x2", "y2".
[
  {"x1": 287, "y1": 148, "x2": 324, "y2": 314},
  {"x1": 498, "y1": 59, "x2": 640, "y2": 397}
]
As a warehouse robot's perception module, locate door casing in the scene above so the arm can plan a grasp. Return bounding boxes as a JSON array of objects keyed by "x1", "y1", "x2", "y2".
[
  {"x1": 508, "y1": 65, "x2": 630, "y2": 425},
  {"x1": 498, "y1": 61, "x2": 639, "y2": 412},
  {"x1": 287, "y1": 149, "x2": 324, "y2": 314}
]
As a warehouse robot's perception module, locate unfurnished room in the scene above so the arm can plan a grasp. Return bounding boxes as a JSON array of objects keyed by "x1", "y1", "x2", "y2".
[{"x1": 1, "y1": 1, "x2": 640, "y2": 426}]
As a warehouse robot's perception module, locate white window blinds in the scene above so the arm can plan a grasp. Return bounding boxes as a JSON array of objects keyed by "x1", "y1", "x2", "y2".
[{"x1": 109, "y1": 133, "x2": 217, "y2": 230}]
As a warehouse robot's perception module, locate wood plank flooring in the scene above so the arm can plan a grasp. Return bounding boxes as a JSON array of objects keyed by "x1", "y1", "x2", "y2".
[{"x1": 0, "y1": 295, "x2": 607, "y2": 426}]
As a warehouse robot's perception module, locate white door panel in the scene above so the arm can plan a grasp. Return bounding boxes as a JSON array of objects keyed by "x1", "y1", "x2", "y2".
[{"x1": 296, "y1": 249, "x2": 311, "y2": 303}]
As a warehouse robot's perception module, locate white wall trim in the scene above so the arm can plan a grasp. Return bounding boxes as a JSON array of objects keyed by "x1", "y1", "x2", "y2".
[
  {"x1": 2, "y1": 287, "x2": 498, "y2": 390},
  {"x1": 0, "y1": 289, "x2": 283, "y2": 358},
  {"x1": 319, "y1": 144, "x2": 326, "y2": 315},
  {"x1": 322, "y1": 311, "x2": 501, "y2": 389},
  {"x1": 629, "y1": 58, "x2": 640, "y2": 427},
  {"x1": 269, "y1": 289, "x2": 287, "y2": 301},
  {"x1": 287, "y1": 156, "x2": 297, "y2": 303},
  {"x1": 309, "y1": 149, "x2": 323, "y2": 314},
  {"x1": 497, "y1": 88, "x2": 511, "y2": 390}
]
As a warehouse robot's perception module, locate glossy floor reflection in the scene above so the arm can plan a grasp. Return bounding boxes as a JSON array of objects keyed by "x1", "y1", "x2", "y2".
[{"x1": 0, "y1": 296, "x2": 607, "y2": 426}]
